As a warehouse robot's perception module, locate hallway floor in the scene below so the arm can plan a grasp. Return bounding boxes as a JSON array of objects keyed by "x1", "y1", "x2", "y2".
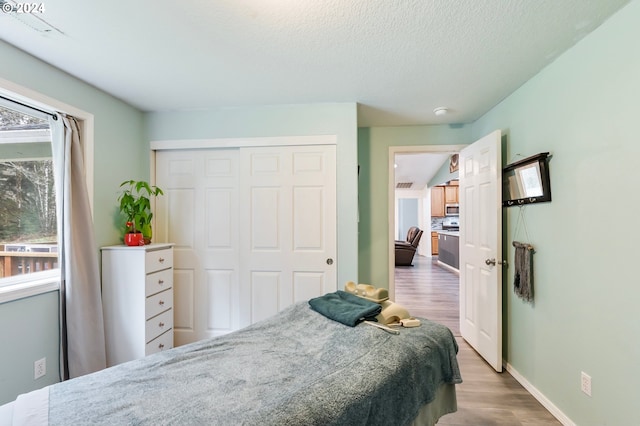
[{"x1": 395, "y1": 255, "x2": 560, "y2": 425}]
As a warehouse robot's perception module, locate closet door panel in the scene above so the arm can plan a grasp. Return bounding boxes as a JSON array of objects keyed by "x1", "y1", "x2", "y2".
[
  {"x1": 156, "y1": 149, "x2": 240, "y2": 345},
  {"x1": 239, "y1": 145, "x2": 336, "y2": 328}
]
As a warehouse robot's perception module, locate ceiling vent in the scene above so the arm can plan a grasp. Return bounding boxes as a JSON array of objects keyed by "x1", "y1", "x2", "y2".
[
  {"x1": 0, "y1": 1, "x2": 63, "y2": 34},
  {"x1": 396, "y1": 182, "x2": 413, "y2": 189}
]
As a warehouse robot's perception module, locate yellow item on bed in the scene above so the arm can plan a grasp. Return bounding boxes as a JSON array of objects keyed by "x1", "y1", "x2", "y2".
[{"x1": 344, "y1": 281, "x2": 419, "y2": 326}]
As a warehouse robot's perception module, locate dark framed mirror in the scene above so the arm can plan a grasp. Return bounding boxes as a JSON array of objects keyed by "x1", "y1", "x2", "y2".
[{"x1": 503, "y1": 152, "x2": 551, "y2": 207}]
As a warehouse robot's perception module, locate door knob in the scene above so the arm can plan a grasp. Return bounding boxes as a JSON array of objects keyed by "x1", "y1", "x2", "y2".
[
  {"x1": 326, "y1": 258, "x2": 333, "y2": 265},
  {"x1": 485, "y1": 258, "x2": 508, "y2": 267}
]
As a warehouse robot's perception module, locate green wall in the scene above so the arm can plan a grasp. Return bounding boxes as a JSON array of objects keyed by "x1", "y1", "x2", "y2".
[
  {"x1": 471, "y1": 1, "x2": 640, "y2": 424},
  {"x1": 2, "y1": 0, "x2": 639, "y2": 420},
  {"x1": 0, "y1": 40, "x2": 147, "y2": 402},
  {"x1": 0, "y1": 291, "x2": 60, "y2": 405},
  {"x1": 145, "y1": 103, "x2": 359, "y2": 286},
  {"x1": 0, "y1": 40, "x2": 147, "y2": 248},
  {"x1": 357, "y1": 125, "x2": 472, "y2": 286},
  {"x1": 358, "y1": 2, "x2": 640, "y2": 423}
]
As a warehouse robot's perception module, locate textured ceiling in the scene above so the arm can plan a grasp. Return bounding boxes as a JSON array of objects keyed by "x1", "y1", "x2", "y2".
[
  {"x1": 0, "y1": 0, "x2": 631, "y2": 126},
  {"x1": 394, "y1": 152, "x2": 450, "y2": 190}
]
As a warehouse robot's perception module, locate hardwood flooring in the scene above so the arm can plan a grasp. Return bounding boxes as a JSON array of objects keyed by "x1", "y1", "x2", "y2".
[{"x1": 395, "y1": 255, "x2": 560, "y2": 426}]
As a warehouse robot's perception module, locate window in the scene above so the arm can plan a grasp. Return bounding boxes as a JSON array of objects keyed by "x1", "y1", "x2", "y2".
[{"x1": 0, "y1": 102, "x2": 58, "y2": 288}]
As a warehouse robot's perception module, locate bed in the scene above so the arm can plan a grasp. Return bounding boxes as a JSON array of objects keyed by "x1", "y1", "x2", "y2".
[{"x1": 1, "y1": 301, "x2": 462, "y2": 425}]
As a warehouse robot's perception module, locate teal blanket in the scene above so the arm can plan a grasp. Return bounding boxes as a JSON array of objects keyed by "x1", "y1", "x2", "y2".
[
  {"x1": 309, "y1": 290, "x2": 382, "y2": 326},
  {"x1": 22, "y1": 302, "x2": 461, "y2": 425}
]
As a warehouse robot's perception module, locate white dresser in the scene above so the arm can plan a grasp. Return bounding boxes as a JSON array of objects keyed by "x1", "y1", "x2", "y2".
[{"x1": 101, "y1": 243, "x2": 174, "y2": 366}]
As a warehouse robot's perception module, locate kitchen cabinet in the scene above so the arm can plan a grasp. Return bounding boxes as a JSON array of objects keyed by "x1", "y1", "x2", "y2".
[
  {"x1": 431, "y1": 231, "x2": 439, "y2": 255},
  {"x1": 101, "y1": 243, "x2": 174, "y2": 366},
  {"x1": 431, "y1": 186, "x2": 445, "y2": 217},
  {"x1": 438, "y1": 232, "x2": 459, "y2": 270},
  {"x1": 445, "y1": 186, "x2": 459, "y2": 204}
]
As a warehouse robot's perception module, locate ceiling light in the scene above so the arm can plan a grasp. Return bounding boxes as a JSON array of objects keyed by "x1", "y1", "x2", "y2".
[{"x1": 433, "y1": 107, "x2": 449, "y2": 116}]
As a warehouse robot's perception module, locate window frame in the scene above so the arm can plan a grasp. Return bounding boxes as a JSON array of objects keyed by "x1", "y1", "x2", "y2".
[{"x1": 0, "y1": 77, "x2": 94, "y2": 303}]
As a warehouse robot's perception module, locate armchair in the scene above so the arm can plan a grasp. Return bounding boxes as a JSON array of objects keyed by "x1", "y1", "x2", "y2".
[{"x1": 395, "y1": 226, "x2": 423, "y2": 266}]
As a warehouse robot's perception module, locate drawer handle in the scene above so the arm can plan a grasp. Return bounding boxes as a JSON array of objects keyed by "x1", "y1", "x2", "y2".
[
  {"x1": 159, "y1": 300, "x2": 165, "y2": 306},
  {"x1": 159, "y1": 322, "x2": 165, "y2": 328},
  {"x1": 159, "y1": 257, "x2": 165, "y2": 263},
  {"x1": 159, "y1": 343, "x2": 165, "y2": 350},
  {"x1": 158, "y1": 280, "x2": 164, "y2": 285}
]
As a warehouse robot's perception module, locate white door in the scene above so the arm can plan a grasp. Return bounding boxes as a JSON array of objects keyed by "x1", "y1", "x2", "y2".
[
  {"x1": 155, "y1": 144, "x2": 337, "y2": 345},
  {"x1": 239, "y1": 145, "x2": 337, "y2": 326},
  {"x1": 155, "y1": 149, "x2": 241, "y2": 346},
  {"x1": 459, "y1": 130, "x2": 503, "y2": 372}
]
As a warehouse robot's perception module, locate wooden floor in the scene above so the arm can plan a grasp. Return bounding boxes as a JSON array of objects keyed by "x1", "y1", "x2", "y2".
[{"x1": 395, "y1": 255, "x2": 560, "y2": 426}]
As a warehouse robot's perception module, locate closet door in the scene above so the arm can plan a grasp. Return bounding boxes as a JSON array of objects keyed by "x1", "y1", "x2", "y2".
[
  {"x1": 155, "y1": 143, "x2": 337, "y2": 345},
  {"x1": 155, "y1": 149, "x2": 240, "y2": 345},
  {"x1": 239, "y1": 145, "x2": 337, "y2": 326}
]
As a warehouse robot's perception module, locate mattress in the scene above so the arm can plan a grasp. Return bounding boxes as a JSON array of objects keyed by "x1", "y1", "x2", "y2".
[{"x1": 2, "y1": 301, "x2": 462, "y2": 425}]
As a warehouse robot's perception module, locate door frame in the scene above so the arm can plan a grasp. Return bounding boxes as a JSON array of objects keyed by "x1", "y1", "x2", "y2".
[{"x1": 387, "y1": 144, "x2": 466, "y2": 300}]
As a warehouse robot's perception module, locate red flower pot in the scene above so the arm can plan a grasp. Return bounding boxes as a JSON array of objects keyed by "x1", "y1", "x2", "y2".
[{"x1": 124, "y1": 232, "x2": 144, "y2": 246}]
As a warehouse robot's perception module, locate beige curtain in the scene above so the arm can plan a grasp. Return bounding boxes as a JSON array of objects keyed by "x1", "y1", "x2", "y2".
[{"x1": 50, "y1": 114, "x2": 106, "y2": 379}]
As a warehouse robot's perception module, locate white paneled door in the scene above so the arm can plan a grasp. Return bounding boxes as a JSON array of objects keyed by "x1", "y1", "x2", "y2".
[
  {"x1": 239, "y1": 146, "x2": 337, "y2": 327},
  {"x1": 155, "y1": 144, "x2": 336, "y2": 345},
  {"x1": 459, "y1": 130, "x2": 502, "y2": 372},
  {"x1": 155, "y1": 149, "x2": 241, "y2": 346}
]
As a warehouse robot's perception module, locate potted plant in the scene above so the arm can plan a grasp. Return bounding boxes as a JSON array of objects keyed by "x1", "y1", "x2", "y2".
[{"x1": 117, "y1": 180, "x2": 164, "y2": 246}]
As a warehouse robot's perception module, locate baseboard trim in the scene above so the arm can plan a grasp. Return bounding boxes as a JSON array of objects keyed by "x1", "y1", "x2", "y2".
[
  {"x1": 436, "y1": 260, "x2": 459, "y2": 275},
  {"x1": 503, "y1": 362, "x2": 575, "y2": 426}
]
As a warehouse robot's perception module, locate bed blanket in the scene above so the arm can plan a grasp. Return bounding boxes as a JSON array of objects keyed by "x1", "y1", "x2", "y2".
[{"x1": 31, "y1": 302, "x2": 461, "y2": 425}]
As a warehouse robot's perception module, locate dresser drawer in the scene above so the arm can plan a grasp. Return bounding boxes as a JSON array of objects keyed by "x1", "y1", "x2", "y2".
[
  {"x1": 146, "y1": 329, "x2": 173, "y2": 356},
  {"x1": 145, "y1": 248, "x2": 173, "y2": 274},
  {"x1": 145, "y1": 288, "x2": 173, "y2": 319},
  {"x1": 145, "y1": 268, "x2": 173, "y2": 297},
  {"x1": 146, "y1": 309, "x2": 173, "y2": 343}
]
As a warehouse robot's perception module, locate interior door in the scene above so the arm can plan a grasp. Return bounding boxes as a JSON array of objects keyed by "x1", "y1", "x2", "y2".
[
  {"x1": 155, "y1": 149, "x2": 240, "y2": 345},
  {"x1": 239, "y1": 145, "x2": 337, "y2": 326},
  {"x1": 459, "y1": 130, "x2": 503, "y2": 372}
]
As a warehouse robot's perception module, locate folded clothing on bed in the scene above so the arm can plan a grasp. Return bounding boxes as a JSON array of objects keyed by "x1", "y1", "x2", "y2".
[{"x1": 308, "y1": 290, "x2": 382, "y2": 326}]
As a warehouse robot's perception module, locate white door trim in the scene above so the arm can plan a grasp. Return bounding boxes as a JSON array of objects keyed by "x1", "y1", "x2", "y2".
[
  {"x1": 151, "y1": 135, "x2": 337, "y2": 151},
  {"x1": 387, "y1": 144, "x2": 467, "y2": 300}
]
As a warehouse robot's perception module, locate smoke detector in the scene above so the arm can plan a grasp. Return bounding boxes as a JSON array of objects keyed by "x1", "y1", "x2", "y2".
[{"x1": 433, "y1": 107, "x2": 449, "y2": 116}]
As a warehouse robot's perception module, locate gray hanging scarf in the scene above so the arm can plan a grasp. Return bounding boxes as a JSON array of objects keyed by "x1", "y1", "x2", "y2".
[{"x1": 512, "y1": 241, "x2": 534, "y2": 302}]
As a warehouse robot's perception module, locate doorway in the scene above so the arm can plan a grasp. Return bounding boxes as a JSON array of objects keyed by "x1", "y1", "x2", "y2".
[
  {"x1": 390, "y1": 131, "x2": 503, "y2": 372},
  {"x1": 388, "y1": 145, "x2": 465, "y2": 304}
]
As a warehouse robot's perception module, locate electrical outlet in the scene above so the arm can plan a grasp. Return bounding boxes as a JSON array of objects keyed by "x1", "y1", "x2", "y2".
[
  {"x1": 34, "y1": 357, "x2": 46, "y2": 380},
  {"x1": 581, "y1": 371, "x2": 592, "y2": 396}
]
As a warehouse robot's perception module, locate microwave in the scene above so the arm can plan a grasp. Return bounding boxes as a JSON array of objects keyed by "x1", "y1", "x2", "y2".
[{"x1": 445, "y1": 204, "x2": 459, "y2": 216}]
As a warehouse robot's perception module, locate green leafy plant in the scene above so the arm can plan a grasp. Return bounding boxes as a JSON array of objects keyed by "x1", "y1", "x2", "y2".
[{"x1": 117, "y1": 180, "x2": 164, "y2": 241}]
